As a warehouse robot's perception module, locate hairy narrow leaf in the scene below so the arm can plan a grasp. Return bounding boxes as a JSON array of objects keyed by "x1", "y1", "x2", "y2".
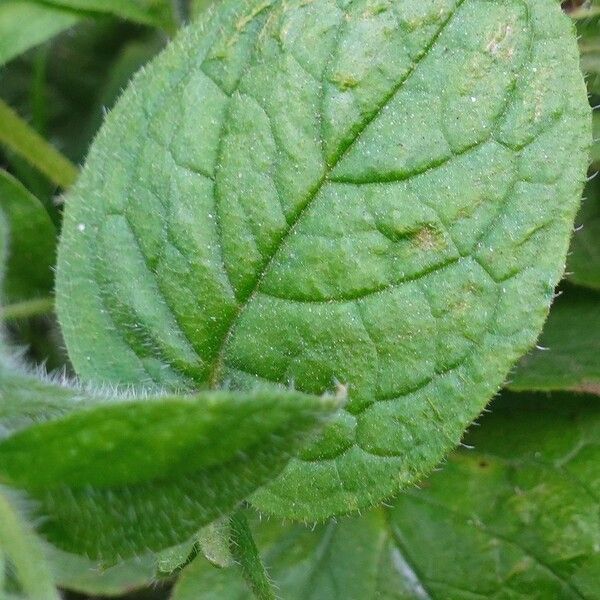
[
  {"x1": 510, "y1": 287, "x2": 600, "y2": 394},
  {"x1": 0, "y1": 1, "x2": 80, "y2": 67},
  {"x1": 0, "y1": 388, "x2": 339, "y2": 559},
  {"x1": 0, "y1": 99, "x2": 78, "y2": 189},
  {"x1": 57, "y1": 0, "x2": 591, "y2": 519},
  {"x1": 172, "y1": 392, "x2": 600, "y2": 599},
  {"x1": 0, "y1": 170, "x2": 56, "y2": 304}
]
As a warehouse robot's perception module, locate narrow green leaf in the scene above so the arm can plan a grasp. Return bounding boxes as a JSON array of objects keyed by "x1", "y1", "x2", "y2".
[
  {"x1": 0, "y1": 387, "x2": 339, "y2": 560},
  {"x1": 57, "y1": 0, "x2": 591, "y2": 520},
  {"x1": 567, "y1": 177, "x2": 600, "y2": 291},
  {"x1": 0, "y1": 170, "x2": 56, "y2": 304},
  {"x1": 172, "y1": 392, "x2": 600, "y2": 599},
  {"x1": 229, "y1": 510, "x2": 276, "y2": 600},
  {"x1": 0, "y1": 100, "x2": 78, "y2": 189},
  {"x1": 510, "y1": 287, "x2": 600, "y2": 394},
  {"x1": 0, "y1": 487, "x2": 60, "y2": 600},
  {"x1": 0, "y1": 1, "x2": 80, "y2": 67},
  {"x1": 33, "y1": 0, "x2": 177, "y2": 31}
]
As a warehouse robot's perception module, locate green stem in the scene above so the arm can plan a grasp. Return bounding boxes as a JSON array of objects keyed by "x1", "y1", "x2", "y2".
[
  {"x1": 0, "y1": 297, "x2": 54, "y2": 321},
  {"x1": 229, "y1": 511, "x2": 276, "y2": 600},
  {"x1": 0, "y1": 99, "x2": 78, "y2": 189}
]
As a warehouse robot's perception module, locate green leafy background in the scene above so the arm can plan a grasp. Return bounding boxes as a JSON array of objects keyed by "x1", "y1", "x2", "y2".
[{"x1": 0, "y1": 0, "x2": 598, "y2": 599}]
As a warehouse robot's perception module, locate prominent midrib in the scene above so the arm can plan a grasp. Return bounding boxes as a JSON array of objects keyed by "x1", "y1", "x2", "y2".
[{"x1": 207, "y1": 0, "x2": 466, "y2": 387}]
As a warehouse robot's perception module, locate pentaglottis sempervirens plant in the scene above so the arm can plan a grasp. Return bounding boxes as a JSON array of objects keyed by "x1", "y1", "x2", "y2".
[{"x1": 0, "y1": 0, "x2": 598, "y2": 598}]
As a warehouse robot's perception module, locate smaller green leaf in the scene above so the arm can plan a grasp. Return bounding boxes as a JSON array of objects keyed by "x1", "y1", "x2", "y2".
[
  {"x1": 0, "y1": 387, "x2": 340, "y2": 560},
  {"x1": 0, "y1": 170, "x2": 56, "y2": 305},
  {"x1": 0, "y1": 1, "x2": 80, "y2": 67},
  {"x1": 567, "y1": 177, "x2": 600, "y2": 291},
  {"x1": 0, "y1": 486, "x2": 60, "y2": 600},
  {"x1": 510, "y1": 287, "x2": 600, "y2": 394}
]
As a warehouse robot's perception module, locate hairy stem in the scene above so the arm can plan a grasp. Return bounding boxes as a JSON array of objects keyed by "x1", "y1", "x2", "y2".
[{"x1": 229, "y1": 510, "x2": 276, "y2": 600}]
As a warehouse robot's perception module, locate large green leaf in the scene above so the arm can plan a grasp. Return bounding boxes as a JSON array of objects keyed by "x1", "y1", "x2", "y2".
[
  {"x1": 0, "y1": 385, "x2": 338, "y2": 560},
  {"x1": 172, "y1": 392, "x2": 600, "y2": 600},
  {"x1": 510, "y1": 287, "x2": 600, "y2": 394},
  {"x1": 0, "y1": 170, "x2": 56, "y2": 304},
  {"x1": 0, "y1": 1, "x2": 80, "y2": 67},
  {"x1": 56, "y1": 0, "x2": 591, "y2": 520}
]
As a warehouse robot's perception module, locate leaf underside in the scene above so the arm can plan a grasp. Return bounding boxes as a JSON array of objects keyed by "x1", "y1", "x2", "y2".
[{"x1": 56, "y1": 0, "x2": 591, "y2": 519}]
